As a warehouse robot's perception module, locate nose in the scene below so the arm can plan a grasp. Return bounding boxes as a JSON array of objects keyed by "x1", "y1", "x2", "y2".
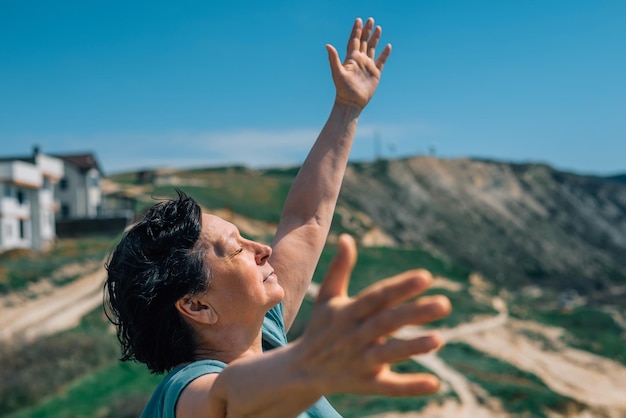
[{"x1": 254, "y1": 242, "x2": 272, "y2": 265}]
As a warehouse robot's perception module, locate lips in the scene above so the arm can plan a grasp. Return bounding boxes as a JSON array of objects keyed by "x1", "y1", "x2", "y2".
[{"x1": 263, "y1": 271, "x2": 276, "y2": 282}]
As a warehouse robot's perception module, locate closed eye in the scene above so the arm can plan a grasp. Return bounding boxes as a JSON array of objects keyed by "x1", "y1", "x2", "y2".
[{"x1": 229, "y1": 247, "x2": 243, "y2": 258}]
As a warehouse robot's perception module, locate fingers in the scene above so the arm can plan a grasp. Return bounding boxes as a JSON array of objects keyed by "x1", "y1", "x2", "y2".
[
  {"x1": 346, "y1": 18, "x2": 362, "y2": 56},
  {"x1": 350, "y1": 269, "x2": 434, "y2": 319},
  {"x1": 375, "y1": 43, "x2": 392, "y2": 71},
  {"x1": 317, "y1": 234, "x2": 357, "y2": 302},
  {"x1": 367, "y1": 25, "x2": 382, "y2": 59},
  {"x1": 351, "y1": 296, "x2": 451, "y2": 351},
  {"x1": 367, "y1": 332, "x2": 445, "y2": 365},
  {"x1": 345, "y1": 17, "x2": 388, "y2": 63},
  {"x1": 359, "y1": 18, "x2": 375, "y2": 54},
  {"x1": 325, "y1": 44, "x2": 342, "y2": 76},
  {"x1": 375, "y1": 369, "x2": 441, "y2": 397}
]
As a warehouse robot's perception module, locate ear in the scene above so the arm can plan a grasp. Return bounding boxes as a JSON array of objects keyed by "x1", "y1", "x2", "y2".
[{"x1": 175, "y1": 294, "x2": 218, "y2": 325}]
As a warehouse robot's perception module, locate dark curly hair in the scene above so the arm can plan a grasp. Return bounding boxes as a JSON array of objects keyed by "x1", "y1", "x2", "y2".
[{"x1": 104, "y1": 191, "x2": 210, "y2": 374}]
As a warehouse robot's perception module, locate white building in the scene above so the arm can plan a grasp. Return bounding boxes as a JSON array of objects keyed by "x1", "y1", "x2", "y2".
[
  {"x1": 54, "y1": 153, "x2": 103, "y2": 219},
  {"x1": 0, "y1": 148, "x2": 64, "y2": 252}
]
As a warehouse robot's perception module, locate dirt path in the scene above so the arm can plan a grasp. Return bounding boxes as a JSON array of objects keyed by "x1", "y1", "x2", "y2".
[
  {"x1": 459, "y1": 319, "x2": 626, "y2": 417},
  {"x1": 0, "y1": 267, "x2": 107, "y2": 344}
]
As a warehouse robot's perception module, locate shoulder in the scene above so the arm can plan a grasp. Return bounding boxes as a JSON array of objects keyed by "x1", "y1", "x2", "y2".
[
  {"x1": 176, "y1": 373, "x2": 220, "y2": 418},
  {"x1": 147, "y1": 360, "x2": 226, "y2": 418}
]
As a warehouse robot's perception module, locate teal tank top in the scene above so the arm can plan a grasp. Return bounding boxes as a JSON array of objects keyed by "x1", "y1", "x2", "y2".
[{"x1": 141, "y1": 302, "x2": 341, "y2": 417}]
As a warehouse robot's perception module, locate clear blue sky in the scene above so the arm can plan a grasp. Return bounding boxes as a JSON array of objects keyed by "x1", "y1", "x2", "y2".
[{"x1": 1, "y1": 0, "x2": 624, "y2": 175}]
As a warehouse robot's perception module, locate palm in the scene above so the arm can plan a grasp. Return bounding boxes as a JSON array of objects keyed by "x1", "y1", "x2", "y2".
[{"x1": 327, "y1": 18, "x2": 392, "y2": 109}]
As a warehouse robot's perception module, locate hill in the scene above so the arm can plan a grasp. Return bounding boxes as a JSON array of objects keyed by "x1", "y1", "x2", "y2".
[{"x1": 338, "y1": 157, "x2": 626, "y2": 293}]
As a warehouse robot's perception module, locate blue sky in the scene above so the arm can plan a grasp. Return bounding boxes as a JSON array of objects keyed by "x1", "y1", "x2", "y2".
[{"x1": 1, "y1": 1, "x2": 625, "y2": 175}]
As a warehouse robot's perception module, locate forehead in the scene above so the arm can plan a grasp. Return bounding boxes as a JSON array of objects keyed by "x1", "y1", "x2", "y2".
[{"x1": 201, "y1": 213, "x2": 239, "y2": 249}]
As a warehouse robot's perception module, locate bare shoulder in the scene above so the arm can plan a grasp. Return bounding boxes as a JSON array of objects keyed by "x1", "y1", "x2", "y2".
[{"x1": 175, "y1": 373, "x2": 221, "y2": 418}]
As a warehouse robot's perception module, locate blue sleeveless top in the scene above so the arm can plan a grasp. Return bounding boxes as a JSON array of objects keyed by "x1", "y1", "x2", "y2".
[{"x1": 140, "y1": 302, "x2": 341, "y2": 417}]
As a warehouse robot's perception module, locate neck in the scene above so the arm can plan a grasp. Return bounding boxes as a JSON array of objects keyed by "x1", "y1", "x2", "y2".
[{"x1": 193, "y1": 318, "x2": 265, "y2": 364}]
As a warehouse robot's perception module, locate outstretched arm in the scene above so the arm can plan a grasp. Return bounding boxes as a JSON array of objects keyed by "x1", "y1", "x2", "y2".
[
  {"x1": 199, "y1": 235, "x2": 450, "y2": 418},
  {"x1": 271, "y1": 17, "x2": 392, "y2": 330}
]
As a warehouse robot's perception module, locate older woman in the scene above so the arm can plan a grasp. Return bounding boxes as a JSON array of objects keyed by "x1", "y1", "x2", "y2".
[{"x1": 105, "y1": 17, "x2": 450, "y2": 418}]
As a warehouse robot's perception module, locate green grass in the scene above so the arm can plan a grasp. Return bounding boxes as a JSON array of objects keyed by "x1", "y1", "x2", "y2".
[
  {"x1": 0, "y1": 235, "x2": 117, "y2": 294},
  {"x1": 6, "y1": 362, "x2": 161, "y2": 418},
  {"x1": 1, "y1": 306, "x2": 161, "y2": 418},
  {"x1": 534, "y1": 306, "x2": 626, "y2": 364},
  {"x1": 289, "y1": 244, "x2": 481, "y2": 339},
  {"x1": 311, "y1": 244, "x2": 471, "y2": 293},
  {"x1": 0, "y1": 309, "x2": 120, "y2": 415},
  {"x1": 120, "y1": 168, "x2": 296, "y2": 224}
]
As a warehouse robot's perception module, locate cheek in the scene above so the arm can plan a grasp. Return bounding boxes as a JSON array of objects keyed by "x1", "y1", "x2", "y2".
[{"x1": 222, "y1": 277, "x2": 260, "y2": 304}]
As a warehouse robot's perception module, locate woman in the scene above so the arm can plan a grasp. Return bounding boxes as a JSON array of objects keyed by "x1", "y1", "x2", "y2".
[{"x1": 105, "y1": 17, "x2": 451, "y2": 417}]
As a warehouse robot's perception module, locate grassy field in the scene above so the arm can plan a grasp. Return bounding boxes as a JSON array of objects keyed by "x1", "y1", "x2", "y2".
[{"x1": 110, "y1": 166, "x2": 296, "y2": 223}]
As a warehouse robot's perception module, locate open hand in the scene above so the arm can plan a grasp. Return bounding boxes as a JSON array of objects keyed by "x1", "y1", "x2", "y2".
[
  {"x1": 296, "y1": 234, "x2": 451, "y2": 397},
  {"x1": 326, "y1": 17, "x2": 392, "y2": 110}
]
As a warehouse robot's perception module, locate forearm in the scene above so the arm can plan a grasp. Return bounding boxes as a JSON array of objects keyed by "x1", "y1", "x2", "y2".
[
  {"x1": 277, "y1": 101, "x2": 360, "y2": 239},
  {"x1": 208, "y1": 343, "x2": 322, "y2": 418},
  {"x1": 271, "y1": 102, "x2": 362, "y2": 328}
]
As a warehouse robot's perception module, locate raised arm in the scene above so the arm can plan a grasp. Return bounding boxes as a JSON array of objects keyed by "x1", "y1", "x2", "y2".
[{"x1": 270, "y1": 17, "x2": 392, "y2": 330}]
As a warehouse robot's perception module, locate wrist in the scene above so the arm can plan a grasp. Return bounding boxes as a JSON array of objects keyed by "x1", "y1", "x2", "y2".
[
  {"x1": 332, "y1": 99, "x2": 363, "y2": 120},
  {"x1": 287, "y1": 339, "x2": 328, "y2": 397}
]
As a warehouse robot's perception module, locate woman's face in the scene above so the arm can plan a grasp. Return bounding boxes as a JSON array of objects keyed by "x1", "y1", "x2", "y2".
[{"x1": 200, "y1": 213, "x2": 285, "y2": 325}]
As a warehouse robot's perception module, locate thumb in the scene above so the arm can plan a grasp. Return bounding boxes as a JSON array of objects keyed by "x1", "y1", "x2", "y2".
[
  {"x1": 325, "y1": 44, "x2": 342, "y2": 76},
  {"x1": 317, "y1": 234, "x2": 357, "y2": 303}
]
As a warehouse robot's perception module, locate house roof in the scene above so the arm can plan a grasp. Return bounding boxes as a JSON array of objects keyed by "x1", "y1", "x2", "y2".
[
  {"x1": 54, "y1": 153, "x2": 103, "y2": 174},
  {"x1": 0, "y1": 146, "x2": 44, "y2": 164},
  {"x1": 0, "y1": 147, "x2": 103, "y2": 175},
  {"x1": 0, "y1": 155, "x2": 35, "y2": 164}
]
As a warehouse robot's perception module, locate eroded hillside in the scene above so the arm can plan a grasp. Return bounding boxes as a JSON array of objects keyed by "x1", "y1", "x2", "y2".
[{"x1": 339, "y1": 157, "x2": 626, "y2": 292}]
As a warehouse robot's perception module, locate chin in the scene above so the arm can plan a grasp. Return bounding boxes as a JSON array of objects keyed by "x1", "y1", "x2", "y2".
[{"x1": 267, "y1": 284, "x2": 286, "y2": 307}]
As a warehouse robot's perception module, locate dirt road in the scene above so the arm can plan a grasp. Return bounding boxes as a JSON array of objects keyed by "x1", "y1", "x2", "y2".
[{"x1": 0, "y1": 267, "x2": 107, "y2": 343}]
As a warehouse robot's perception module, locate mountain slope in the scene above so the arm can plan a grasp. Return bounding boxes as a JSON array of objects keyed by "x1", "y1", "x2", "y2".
[{"x1": 338, "y1": 157, "x2": 626, "y2": 291}]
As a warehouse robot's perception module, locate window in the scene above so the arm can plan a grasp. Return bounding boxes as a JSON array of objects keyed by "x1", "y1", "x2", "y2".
[
  {"x1": 61, "y1": 204, "x2": 70, "y2": 218},
  {"x1": 16, "y1": 189, "x2": 25, "y2": 205},
  {"x1": 19, "y1": 219, "x2": 25, "y2": 239},
  {"x1": 59, "y1": 177, "x2": 68, "y2": 190},
  {"x1": 90, "y1": 174, "x2": 100, "y2": 187},
  {"x1": 43, "y1": 177, "x2": 51, "y2": 190},
  {"x1": 3, "y1": 185, "x2": 12, "y2": 198}
]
